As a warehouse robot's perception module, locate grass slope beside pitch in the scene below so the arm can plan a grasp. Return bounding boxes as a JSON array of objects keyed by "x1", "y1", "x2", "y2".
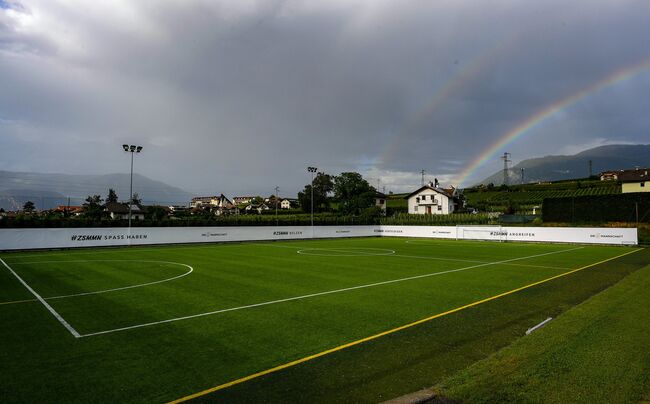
[{"x1": 435, "y1": 264, "x2": 650, "y2": 403}]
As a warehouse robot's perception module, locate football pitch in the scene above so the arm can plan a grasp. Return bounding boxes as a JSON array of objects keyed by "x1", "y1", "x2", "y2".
[{"x1": 0, "y1": 237, "x2": 645, "y2": 402}]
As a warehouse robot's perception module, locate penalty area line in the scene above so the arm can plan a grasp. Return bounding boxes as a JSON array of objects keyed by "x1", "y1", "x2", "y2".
[
  {"x1": 167, "y1": 247, "x2": 642, "y2": 403},
  {"x1": 0, "y1": 258, "x2": 81, "y2": 338}
]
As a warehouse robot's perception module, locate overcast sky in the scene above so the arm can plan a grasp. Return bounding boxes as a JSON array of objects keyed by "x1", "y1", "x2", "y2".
[{"x1": 1, "y1": 0, "x2": 649, "y2": 197}]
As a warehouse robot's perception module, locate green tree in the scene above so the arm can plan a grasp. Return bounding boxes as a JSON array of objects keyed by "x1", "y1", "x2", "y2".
[
  {"x1": 333, "y1": 172, "x2": 375, "y2": 215},
  {"x1": 131, "y1": 192, "x2": 142, "y2": 205},
  {"x1": 298, "y1": 172, "x2": 333, "y2": 213},
  {"x1": 146, "y1": 205, "x2": 168, "y2": 221},
  {"x1": 106, "y1": 188, "x2": 118, "y2": 203},
  {"x1": 22, "y1": 201, "x2": 36, "y2": 213},
  {"x1": 83, "y1": 195, "x2": 104, "y2": 219}
]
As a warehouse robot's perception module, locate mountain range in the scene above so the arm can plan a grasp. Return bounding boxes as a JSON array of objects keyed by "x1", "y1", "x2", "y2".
[
  {"x1": 2, "y1": 143, "x2": 648, "y2": 210},
  {"x1": 478, "y1": 144, "x2": 650, "y2": 186},
  {"x1": 0, "y1": 171, "x2": 194, "y2": 211}
]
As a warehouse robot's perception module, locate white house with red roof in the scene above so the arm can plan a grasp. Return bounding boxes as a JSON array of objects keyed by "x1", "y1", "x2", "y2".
[{"x1": 405, "y1": 182, "x2": 458, "y2": 214}]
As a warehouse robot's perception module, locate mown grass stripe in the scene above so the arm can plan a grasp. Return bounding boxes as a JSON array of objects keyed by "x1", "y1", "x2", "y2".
[
  {"x1": 80, "y1": 247, "x2": 582, "y2": 338},
  {"x1": 0, "y1": 258, "x2": 81, "y2": 338},
  {"x1": 168, "y1": 247, "x2": 642, "y2": 403}
]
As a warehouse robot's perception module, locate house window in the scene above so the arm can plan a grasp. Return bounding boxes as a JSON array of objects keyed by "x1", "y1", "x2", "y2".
[
  {"x1": 438, "y1": 205, "x2": 442, "y2": 211},
  {"x1": 641, "y1": 182, "x2": 646, "y2": 187},
  {"x1": 414, "y1": 206, "x2": 418, "y2": 212}
]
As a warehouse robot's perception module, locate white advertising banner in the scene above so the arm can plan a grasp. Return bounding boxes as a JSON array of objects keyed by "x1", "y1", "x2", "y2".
[
  {"x1": 377, "y1": 225, "x2": 638, "y2": 245},
  {"x1": 0, "y1": 226, "x2": 377, "y2": 251},
  {"x1": 0, "y1": 225, "x2": 637, "y2": 250}
]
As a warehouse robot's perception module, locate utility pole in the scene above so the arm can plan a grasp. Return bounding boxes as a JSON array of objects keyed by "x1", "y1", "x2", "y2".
[
  {"x1": 421, "y1": 169, "x2": 426, "y2": 186},
  {"x1": 521, "y1": 167, "x2": 525, "y2": 184},
  {"x1": 501, "y1": 152, "x2": 511, "y2": 185}
]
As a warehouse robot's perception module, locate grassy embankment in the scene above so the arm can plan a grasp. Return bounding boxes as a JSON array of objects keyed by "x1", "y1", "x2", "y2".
[{"x1": 435, "y1": 262, "x2": 650, "y2": 403}]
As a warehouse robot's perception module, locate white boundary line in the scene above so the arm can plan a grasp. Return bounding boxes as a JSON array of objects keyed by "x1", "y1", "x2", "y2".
[
  {"x1": 297, "y1": 248, "x2": 395, "y2": 257},
  {"x1": 390, "y1": 254, "x2": 570, "y2": 270},
  {"x1": 45, "y1": 261, "x2": 193, "y2": 300},
  {"x1": 78, "y1": 246, "x2": 583, "y2": 338},
  {"x1": 259, "y1": 242, "x2": 569, "y2": 270},
  {"x1": 0, "y1": 257, "x2": 81, "y2": 338},
  {"x1": 2, "y1": 260, "x2": 193, "y2": 302},
  {"x1": 404, "y1": 239, "x2": 538, "y2": 247}
]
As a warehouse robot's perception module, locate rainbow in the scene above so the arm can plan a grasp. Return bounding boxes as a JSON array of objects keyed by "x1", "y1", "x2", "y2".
[
  {"x1": 455, "y1": 59, "x2": 650, "y2": 186},
  {"x1": 379, "y1": 36, "x2": 519, "y2": 165}
]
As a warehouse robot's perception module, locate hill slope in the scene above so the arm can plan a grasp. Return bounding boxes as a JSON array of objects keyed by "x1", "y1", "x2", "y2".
[
  {"x1": 478, "y1": 144, "x2": 650, "y2": 185},
  {"x1": 0, "y1": 171, "x2": 194, "y2": 210}
]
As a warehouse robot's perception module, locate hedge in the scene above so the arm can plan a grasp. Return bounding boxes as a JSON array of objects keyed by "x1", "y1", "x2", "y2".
[{"x1": 542, "y1": 192, "x2": 650, "y2": 223}]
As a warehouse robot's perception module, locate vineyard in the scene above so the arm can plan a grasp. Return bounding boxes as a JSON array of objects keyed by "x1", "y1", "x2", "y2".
[
  {"x1": 385, "y1": 179, "x2": 621, "y2": 214},
  {"x1": 463, "y1": 180, "x2": 621, "y2": 213}
]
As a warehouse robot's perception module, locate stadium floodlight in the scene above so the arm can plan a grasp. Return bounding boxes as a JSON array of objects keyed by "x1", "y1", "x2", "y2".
[
  {"x1": 122, "y1": 144, "x2": 144, "y2": 231},
  {"x1": 307, "y1": 166, "x2": 318, "y2": 238}
]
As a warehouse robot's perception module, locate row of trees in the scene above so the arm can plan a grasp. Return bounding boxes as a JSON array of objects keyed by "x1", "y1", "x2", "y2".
[
  {"x1": 297, "y1": 172, "x2": 379, "y2": 216},
  {"x1": 12, "y1": 172, "x2": 379, "y2": 221}
]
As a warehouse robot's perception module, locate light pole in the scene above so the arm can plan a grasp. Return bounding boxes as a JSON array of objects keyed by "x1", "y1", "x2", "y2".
[
  {"x1": 122, "y1": 144, "x2": 143, "y2": 230},
  {"x1": 274, "y1": 185, "x2": 279, "y2": 226},
  {"x1": 308, "y1": 166, "x2": 317, "y2": 238}
]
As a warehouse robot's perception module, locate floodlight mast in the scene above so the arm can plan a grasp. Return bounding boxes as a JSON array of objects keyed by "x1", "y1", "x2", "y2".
[
  {"x1": 123, "y1": 144, "x2": 143, "y2": 231},
  {"x1": 308, "y1": 167, "x2": 318, "y2": 238},
  {"x1": 274, "y1": 185, "x2": 279, "y2": 226}
]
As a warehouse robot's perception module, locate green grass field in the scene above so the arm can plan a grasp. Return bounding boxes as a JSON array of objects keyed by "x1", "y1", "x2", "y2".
[
  {"x1": 0, "y1": 238, "x2": 645, "y2": 402},
  {"x1": 436, "y1": 263, "x2": 650, "y2": 403}
]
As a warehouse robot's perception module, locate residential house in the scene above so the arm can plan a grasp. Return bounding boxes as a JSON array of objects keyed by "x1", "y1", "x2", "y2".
[
  {"x1": 245, "y1": 203, "x2": 270, "y2": 214},
  {"x1": 51, "y1": 205, "x2": 84, "y2": 216},
  {"x1": 168, "y1": 205, "x2": 189, "y2": 214},
  {"x1": 375, "y1": 192, "x2": 387, "y2": 214},
  {"x1": 280, "y1": 198, "x2": 298, "y2": 210},
  {"x1": 600, "y1": 170, "x2": 621, "y2": 181},
  {"x1": 618, "y1": 168, "x2": 650, "y2": 193},
  {"x1": 190, "y1": 194, "x2": 237, "y2": 215},
  {"x1": 233, "y1": 196, "x2": 256, "y2": 205},
  {"x1": 105, "y1": 202, "x2": 146, "y2": 220},
  {"x1": 405, "y1": 182, "x2": 458, "y2": 214}
]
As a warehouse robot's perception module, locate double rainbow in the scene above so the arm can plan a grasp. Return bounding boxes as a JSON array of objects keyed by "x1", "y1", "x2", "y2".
[{"x1": 454, "y1": 59, "x2": 650, "y2": 186}]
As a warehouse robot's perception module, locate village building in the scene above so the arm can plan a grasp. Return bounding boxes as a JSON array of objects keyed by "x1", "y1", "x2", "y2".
[
  {"x1": 405, "y1": 182, "x2": 458, "y2": 215},
  {"x1": 104, "y1": 202, "x2": 146, "y2": 220},
  {"x1": 375, "y1": 192, "x2": 387, "y2": 214},
  {"x1": 618, "y1": 168, "x2": 650, "y2": 193}
]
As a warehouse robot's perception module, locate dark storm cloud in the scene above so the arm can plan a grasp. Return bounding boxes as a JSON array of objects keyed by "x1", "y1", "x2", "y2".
[{"x1": 1, "y1": 0, "x2": 649, "y2": 197}]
